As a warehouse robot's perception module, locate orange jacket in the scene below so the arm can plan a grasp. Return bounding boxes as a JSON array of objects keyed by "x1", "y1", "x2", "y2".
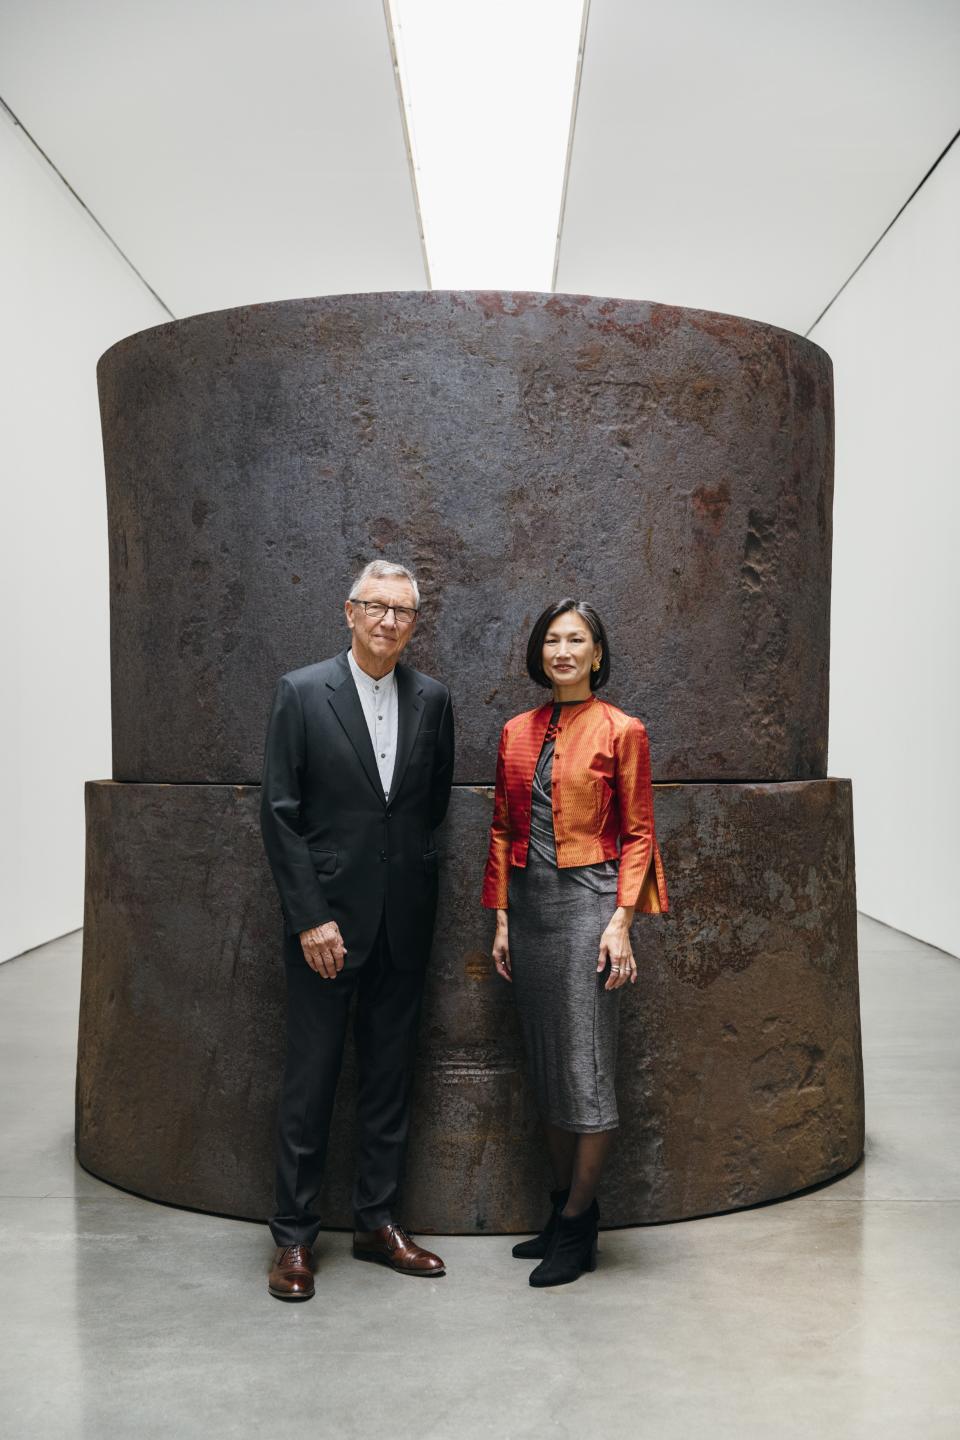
[{"x1": 481, "y1": 695, "x2": 669, "y2": 913}]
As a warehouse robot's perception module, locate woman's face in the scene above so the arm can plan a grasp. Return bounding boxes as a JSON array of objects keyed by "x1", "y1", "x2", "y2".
[{"x1": 541, "y1": 611, "x2": 601, "y2": 693}]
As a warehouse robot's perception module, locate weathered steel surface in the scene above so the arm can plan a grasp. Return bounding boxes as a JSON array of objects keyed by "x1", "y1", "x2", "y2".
[
  {"x1": 98, "y1": 292, "x2": 834, "y2": 785},
  {"x1": 76, "y1": 778, "x2": 862, "y2": 1231}
]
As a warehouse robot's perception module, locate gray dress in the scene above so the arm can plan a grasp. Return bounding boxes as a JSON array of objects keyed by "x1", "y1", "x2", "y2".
[{"x1": 507, "y1": 703, "x2": 623, "y2": 1132}]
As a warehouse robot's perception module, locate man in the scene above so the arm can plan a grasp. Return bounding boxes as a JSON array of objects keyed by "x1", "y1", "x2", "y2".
[{"x1": 260, "y1": 559, "x2": 454, "y2": 1300}]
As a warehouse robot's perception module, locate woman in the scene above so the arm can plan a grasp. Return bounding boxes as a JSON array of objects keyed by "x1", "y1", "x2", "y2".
[{"x1": 482, "y1": 598, "x2": 669, "y2": 1287}]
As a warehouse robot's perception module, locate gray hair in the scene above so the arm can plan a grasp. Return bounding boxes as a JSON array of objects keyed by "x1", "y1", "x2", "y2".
[{"x1": 348, "y1": 559, "x2": 420, "y2": 609}]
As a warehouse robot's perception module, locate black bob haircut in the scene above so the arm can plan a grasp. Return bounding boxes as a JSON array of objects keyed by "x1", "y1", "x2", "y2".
[{"x1": 525, "y1": 598, "x2": 611, "y2": 691}]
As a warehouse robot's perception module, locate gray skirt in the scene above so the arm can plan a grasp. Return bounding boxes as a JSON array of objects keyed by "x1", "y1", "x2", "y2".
[{"x1": 508, "y1": 846, "x2": 622, "y2": 1132}]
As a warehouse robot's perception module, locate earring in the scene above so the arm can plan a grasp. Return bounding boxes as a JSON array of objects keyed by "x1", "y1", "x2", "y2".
[{"x1": 592, "y1": 657, "x2": 601, "y2": 672}]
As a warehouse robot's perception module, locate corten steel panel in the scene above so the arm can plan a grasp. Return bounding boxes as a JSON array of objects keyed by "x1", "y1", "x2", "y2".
[
  {"x1": 97, "y1": 292, "x2": 834, "y2": 786},
  {"x1": 76, "y1": 779, "x2": 862, "y2": 1232}
]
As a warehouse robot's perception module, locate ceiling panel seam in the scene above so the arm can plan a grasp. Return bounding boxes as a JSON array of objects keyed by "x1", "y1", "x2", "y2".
[
  {"x1": 807, "y1": 125, "x2": 960, "y2": 338},
  {"x1": 551, "y1": 0, "x2": 591, "y2": 293},
  {"x1": 383, "y1": 0, "x2": 432, "y2": 289},
  {"x1": 0, "y1": 92, "x2": 176, "y2": 320}
]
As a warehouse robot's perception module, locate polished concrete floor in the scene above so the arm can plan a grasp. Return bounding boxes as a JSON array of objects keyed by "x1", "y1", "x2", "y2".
[{"x1": 1, "y1": 915, "x2": 957, "y2": 1439}]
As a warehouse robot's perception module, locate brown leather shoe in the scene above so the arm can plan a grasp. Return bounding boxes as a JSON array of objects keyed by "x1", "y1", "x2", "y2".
[
  {"x1": 352, "y1": 1223, "x2": 446, "y2": 1277},
  {"x1": 268, "y1": 1243, "x2": 315, "y2": 1300}
]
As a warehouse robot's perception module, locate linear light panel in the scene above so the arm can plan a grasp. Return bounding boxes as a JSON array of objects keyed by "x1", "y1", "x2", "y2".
[{"x1": 388, "y1": 0, "x2": 585, "y2": 290}]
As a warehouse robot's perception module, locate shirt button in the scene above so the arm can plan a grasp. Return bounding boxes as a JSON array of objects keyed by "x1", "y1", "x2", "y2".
[
  {"x1": 380, "y1": 752, "x2": 386, "y2": 758},
  {"x1": 378, "y1": 714, "x2": 383, "y2": 720}
]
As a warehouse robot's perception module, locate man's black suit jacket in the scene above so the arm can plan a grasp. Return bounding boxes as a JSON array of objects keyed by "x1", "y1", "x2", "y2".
[{"x1": 260, "y1": 648, "x2": 454, "y2": 971}]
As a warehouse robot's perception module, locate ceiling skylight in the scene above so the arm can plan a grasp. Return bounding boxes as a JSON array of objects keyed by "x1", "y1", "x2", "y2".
[{"x1": 387, "y1": 0, "x2": 587, "y2": 291}]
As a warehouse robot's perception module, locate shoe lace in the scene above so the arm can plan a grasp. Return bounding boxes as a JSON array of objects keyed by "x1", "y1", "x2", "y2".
[{"x1": 281, "y1": 1244, "x2": 311, "y2": 1265}]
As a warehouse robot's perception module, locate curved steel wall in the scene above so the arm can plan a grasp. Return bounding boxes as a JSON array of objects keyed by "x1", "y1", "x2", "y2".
[
  {"x1": 78, "y1": 779, "x2": 862, "y2": 1229},
  {"x1": 97, "y1": 292, "x2": 834, "y2": 784},
  {"x1": 77, "y1": 292, "x2": 861, "y2": 1231}
]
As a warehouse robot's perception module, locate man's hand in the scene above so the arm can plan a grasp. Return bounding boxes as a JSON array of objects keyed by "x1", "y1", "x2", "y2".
[
  {"x1": 299, "y1": 921, "x2": 347, "y2": 979},
  {"x1": 492, "y1": 909, "x2": 512, "y2": 982}
]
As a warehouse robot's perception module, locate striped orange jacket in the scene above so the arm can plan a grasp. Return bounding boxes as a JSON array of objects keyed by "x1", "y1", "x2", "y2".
[{"x1": 481, "y1": 695, "x2": 669, "y2": 913}]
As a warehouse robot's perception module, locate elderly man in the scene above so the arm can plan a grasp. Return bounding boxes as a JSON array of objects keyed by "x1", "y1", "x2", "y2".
[{"x1": 260, "y1": 560, "x2": 454, "y2": 1300}]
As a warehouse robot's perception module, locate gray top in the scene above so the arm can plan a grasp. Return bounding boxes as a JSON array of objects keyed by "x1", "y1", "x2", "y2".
[{"x1": 527, "y1": 703, "x2": 620, "y2": 895}]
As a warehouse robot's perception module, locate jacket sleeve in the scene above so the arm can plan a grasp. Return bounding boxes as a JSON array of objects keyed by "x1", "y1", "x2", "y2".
[
  {"x1": 481, "y1": 725, "x2": 512, "y2": 909},
  {"x1": 259, "y1": 676, "x2": 332, "y2": 935},
  {"x1": 430, "y1": 687, "x2": 455, "y2": 830},
  {"x1": 614, "y1": 717, "x2": 656, "y2": 909}
]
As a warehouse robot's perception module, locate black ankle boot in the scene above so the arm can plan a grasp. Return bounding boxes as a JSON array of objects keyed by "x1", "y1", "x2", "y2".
[
  {"x1": 511, "y1": 1188, "x2": 569, "y2": 1260},
  {"x1": 528, "y1": 1199, "x2": 599, "y2": 1287}
]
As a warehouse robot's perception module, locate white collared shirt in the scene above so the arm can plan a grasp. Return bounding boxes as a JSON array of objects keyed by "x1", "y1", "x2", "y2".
[{"x1": 347, "y1": 648, "x2": 399, "y2": 800}]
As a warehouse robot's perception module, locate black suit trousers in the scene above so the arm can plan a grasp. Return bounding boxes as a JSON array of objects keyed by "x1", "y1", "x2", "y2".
[{"x1": 269, "y1": 912, "x2": 426, "y2": 1246}]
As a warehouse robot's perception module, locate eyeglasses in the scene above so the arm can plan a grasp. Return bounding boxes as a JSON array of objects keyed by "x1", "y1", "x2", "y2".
[{"x1": 351, "y1": 600, "x2": 419, "y2": 627}]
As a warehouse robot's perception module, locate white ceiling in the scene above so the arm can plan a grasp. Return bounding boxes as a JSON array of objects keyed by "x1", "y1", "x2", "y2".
[
  {"x1": 0, "y1": 0, "x2": 427, "y2": 317},
  {"x1": 1, "y1": 0, "x2": 957, "y2": 336},
  {"x1": 557, "y1": 0, "x2": 960, "y2": 334}
]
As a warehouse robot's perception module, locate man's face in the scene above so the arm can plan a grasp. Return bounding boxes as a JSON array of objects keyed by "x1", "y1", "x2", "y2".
[{"x1": 345, "y1": 576, "x2": 419, "y2": 673}]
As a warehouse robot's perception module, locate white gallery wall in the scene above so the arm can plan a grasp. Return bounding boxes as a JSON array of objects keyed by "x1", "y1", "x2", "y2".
[
  {"x1": 553, "y1": 0, "x2": 960, "y2": 955},
  {"x1": 556, "y1": 0, "x2": 960, "y2": 336},
  {"x1": 1, "y1": 1, "x2": 956, "y2": 961},
  {"x1": 812, "y1": 140, "x2": 960, "y2": 958},
  {"x1": 0, "y1": 114, "x2": 169, "y2": 962},
  {"x1": 0, "y1": 0, "x2": 428, "y2": 316},
  {"x1": 0, "y1": 0, "x2": 427, "y2": 964}
]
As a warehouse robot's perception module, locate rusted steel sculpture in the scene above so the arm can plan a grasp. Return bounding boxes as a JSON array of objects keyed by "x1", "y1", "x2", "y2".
[
  {"x1": 99, "y1": 293, "x2": 832, "y2": 784},
  {"x1": 77, "y1": 293, "x2": 863, "y2": 1231}
]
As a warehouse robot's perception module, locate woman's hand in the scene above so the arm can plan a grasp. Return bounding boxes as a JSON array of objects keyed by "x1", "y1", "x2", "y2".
[
  {"x1": 492, "y1": 909, "x2": 512, "y2": 982},
  {"x1": 598, "y1": 908, "x2": 636, "y2": 990}
]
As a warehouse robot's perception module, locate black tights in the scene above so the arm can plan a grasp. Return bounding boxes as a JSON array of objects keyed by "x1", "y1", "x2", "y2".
[{"x1": 545, "y1": 1122, "x2": 616, "y2": 1217}]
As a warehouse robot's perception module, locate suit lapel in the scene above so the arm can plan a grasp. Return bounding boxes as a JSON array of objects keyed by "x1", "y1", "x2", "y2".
[
  {"x1": 391, "y1": 662, "x2": 425, "y2": 802},
  {"x1": 326, "y1": 651, "x2": 386, "y2": 804}
]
